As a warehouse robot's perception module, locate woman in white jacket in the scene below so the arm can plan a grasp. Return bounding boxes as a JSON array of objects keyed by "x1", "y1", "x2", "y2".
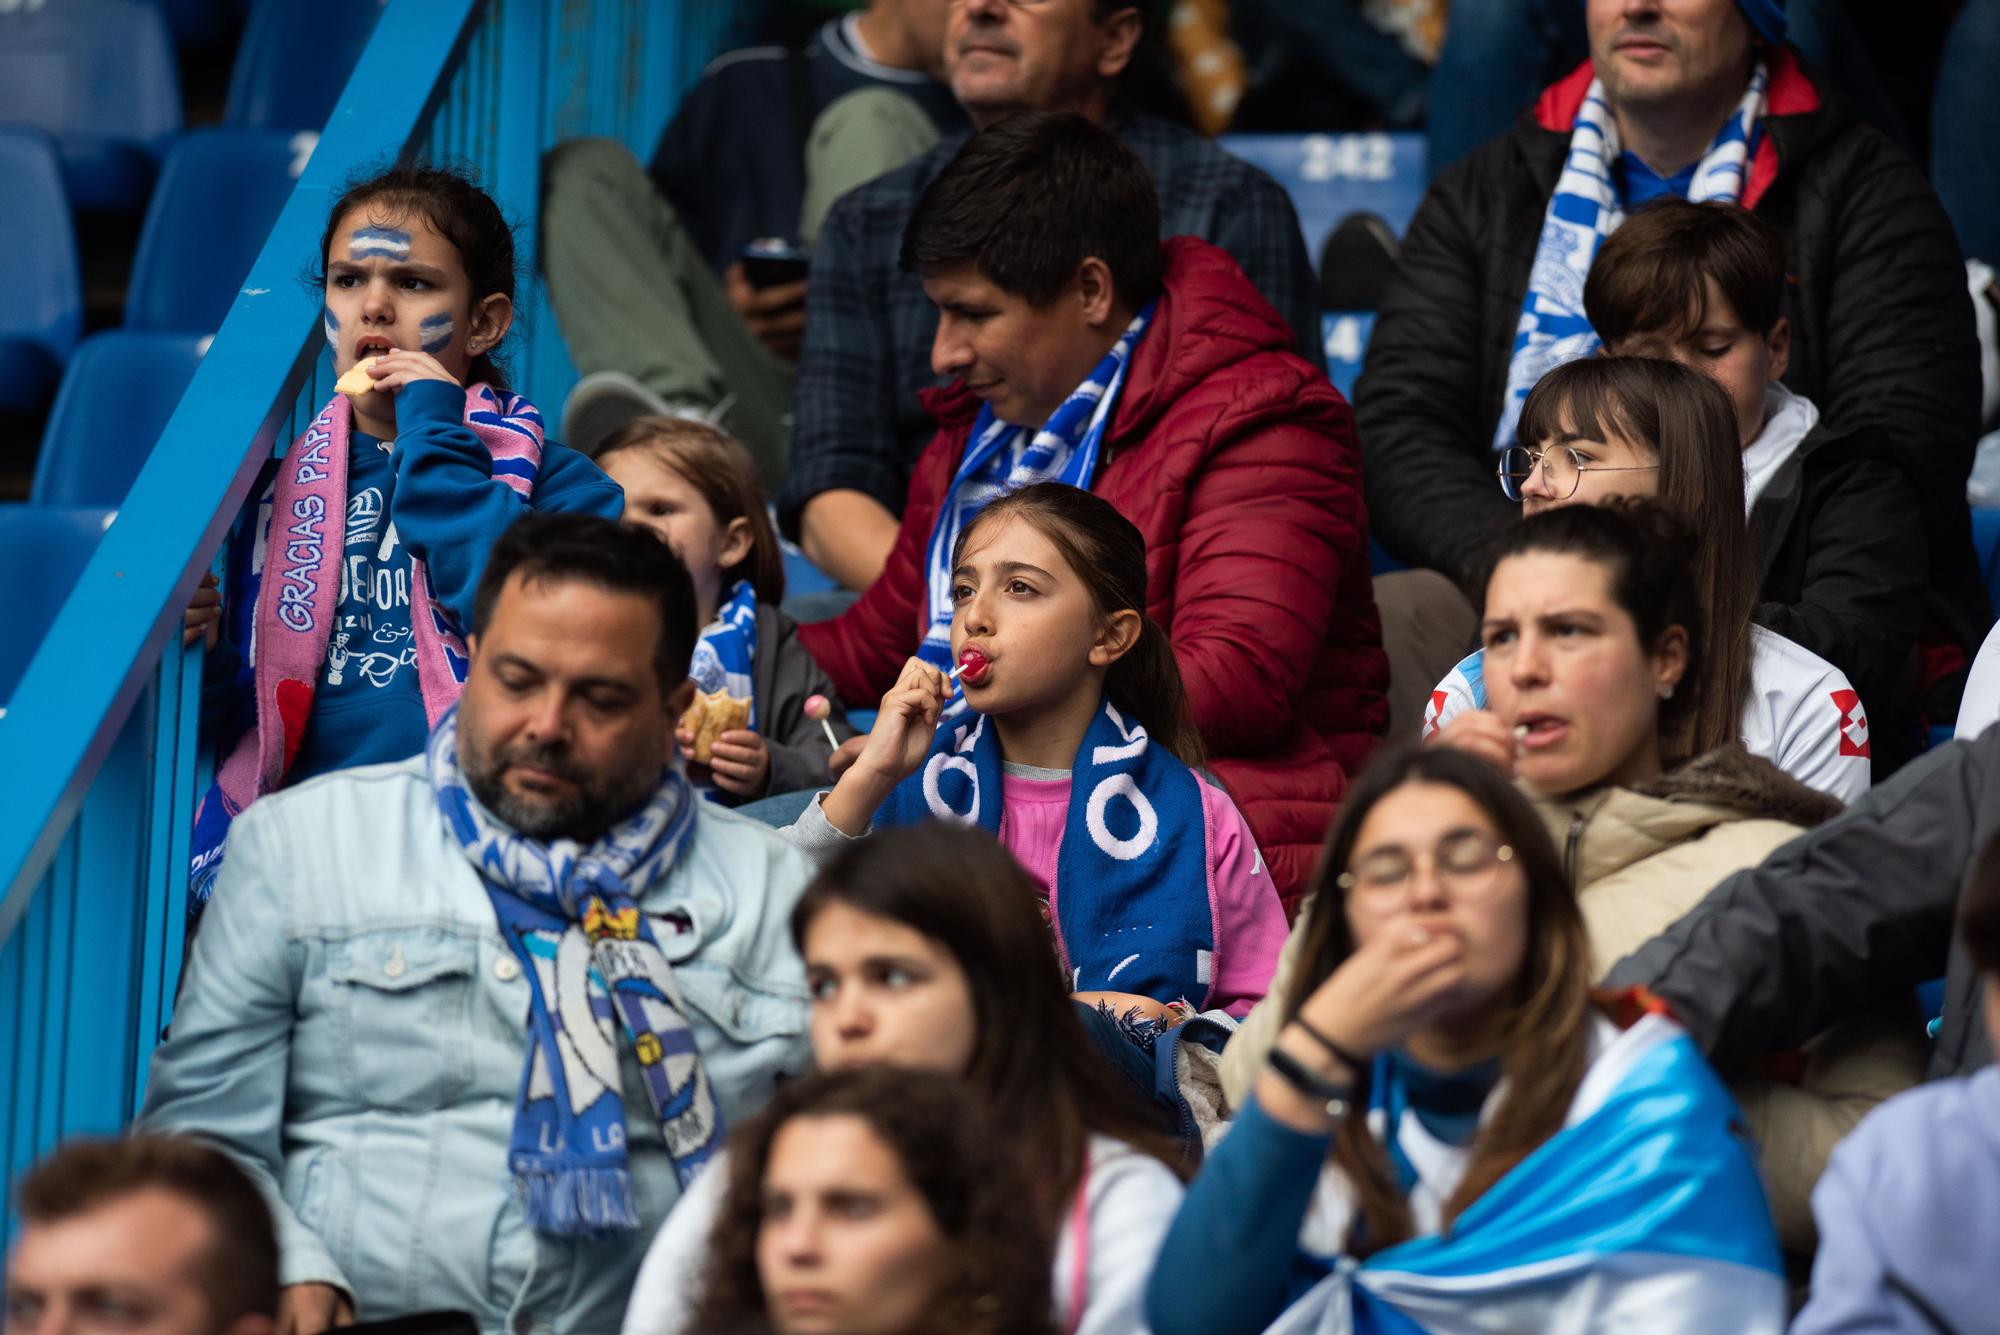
[{"x1": 622, "y1": 821, "x2": 1186, "y2": 1335}]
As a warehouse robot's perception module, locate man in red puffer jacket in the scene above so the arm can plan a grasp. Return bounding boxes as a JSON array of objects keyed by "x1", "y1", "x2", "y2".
[{"x1": 798, "y1": 111, "x2": 1387, "y2": 908}]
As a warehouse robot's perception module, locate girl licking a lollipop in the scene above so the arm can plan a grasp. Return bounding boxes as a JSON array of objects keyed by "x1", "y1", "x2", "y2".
[{"x1": 786, "y1": 483, "x2": 1286, "y2": 1020}]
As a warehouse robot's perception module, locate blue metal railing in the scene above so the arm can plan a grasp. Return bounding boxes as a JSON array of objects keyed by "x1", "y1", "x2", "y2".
[{"x1": 0, "y1": 0, "x2": 751, "y2": 1245}]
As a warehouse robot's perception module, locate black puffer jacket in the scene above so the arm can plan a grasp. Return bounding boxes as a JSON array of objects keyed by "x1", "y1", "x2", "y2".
[
  {"x1": 1750, "y1": 418, "x2": 1926, "y2": 774},
  {"x1": 1356, "y1": 49, "x2": 1986, "y2": 657}
]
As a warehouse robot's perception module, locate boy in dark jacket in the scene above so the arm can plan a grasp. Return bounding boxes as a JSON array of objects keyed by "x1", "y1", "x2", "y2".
[
  {"x1": 1356, "y1": 0, "x2": 1984, "y2": 723},
  {"x1": 1584, "y1": 198, "x2": 1928, "y2": 774}
]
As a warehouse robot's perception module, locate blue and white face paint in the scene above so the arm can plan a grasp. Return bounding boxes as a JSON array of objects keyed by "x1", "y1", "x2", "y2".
[
  {"x1": 347, "y1": 226, "x2": 412, "y2": 261},
  {"x1": 323, "y1": 305, "x2": 339, "y2": 348},
  {"x1": 419, "y1": 313, "x2": 454, "y2": 355}
]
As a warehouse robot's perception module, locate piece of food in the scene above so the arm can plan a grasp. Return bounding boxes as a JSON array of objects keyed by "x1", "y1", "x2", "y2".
[
  {"x1": 803, "y1": 693, "x2": 831, "y2": 721},
  {"x1": 334, "y1": 355, "x2": 380, "y2": 397},
  {"x1": 680, "y1": 688, "x2": 751, "y2": 763}
]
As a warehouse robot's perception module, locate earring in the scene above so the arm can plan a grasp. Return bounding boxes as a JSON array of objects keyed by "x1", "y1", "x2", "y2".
[{"x1": 1658, "y1": 682, "x2": 1676, "y2": 701}]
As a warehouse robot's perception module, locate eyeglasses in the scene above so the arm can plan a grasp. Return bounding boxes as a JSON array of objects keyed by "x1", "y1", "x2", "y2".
[
  {"x1": 1337, "y1": 832, "x2": 1516, "y2": 905},
  {"x1": 1497, "y1": 445, "x2": 1659, "y2": 502}
]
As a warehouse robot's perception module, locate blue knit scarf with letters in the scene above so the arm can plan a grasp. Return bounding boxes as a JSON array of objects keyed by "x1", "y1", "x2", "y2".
[
  {"x1": 1492, "y1": 63, "x2": 1767, "y2": 449},
  {"x1": 875, "y1": 699, "x2": 1216, "y2": 1007},
  {"x1": 919, "y1": 303, "x2": 1154, "y2": 673},
  {"x1": 427, "y1": 708, "x2": 722, "y2": 1235}
]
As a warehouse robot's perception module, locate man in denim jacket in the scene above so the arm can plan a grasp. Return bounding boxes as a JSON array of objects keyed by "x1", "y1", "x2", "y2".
[{"x1": 142, "y1": 514, "x2": 815, "y2": 1335}]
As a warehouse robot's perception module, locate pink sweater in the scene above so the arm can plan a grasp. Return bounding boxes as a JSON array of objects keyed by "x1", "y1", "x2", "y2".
[{"x1": 997, "y1": 769, "x2": 1287, "y2": 1017}]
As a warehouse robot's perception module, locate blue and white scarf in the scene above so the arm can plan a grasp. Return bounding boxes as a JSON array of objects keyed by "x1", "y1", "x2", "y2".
[
  {"x1": 875, "y1": 698, "x2": 1216, "y2": 1006},
  {"x1": 427, "y1": 708, "x2": 722, "y2": 1236},
  {"x1": 685, "y1": 579, "x2": 760, "y2": 803},
  {"x1": 1270, "y1": 1007, "x2": 1785, "y2": 1333},
  {"x1": 919, "y1": 303, "x2": 1155, "y2": 672},
  {"x1": 1493, "y1": 64, "x2": 1768, "y2": 449},
  {"x1": 689, "y1": 577, "x2": 760, "y2": 727}
]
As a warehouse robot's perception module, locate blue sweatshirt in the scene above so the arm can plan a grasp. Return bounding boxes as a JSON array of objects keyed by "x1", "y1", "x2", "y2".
[
  {"x1": 1794, "y1": 1066, "x2": 2000, "y2": 1333},
  {"x1": 214, "y1": 379, "x2": 623, "y2": 781}
]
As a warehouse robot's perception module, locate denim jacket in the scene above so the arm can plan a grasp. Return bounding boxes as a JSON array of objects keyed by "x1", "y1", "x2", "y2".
[{"x1": 141, "y1": 757, "x2": 814, "y2": 1335}]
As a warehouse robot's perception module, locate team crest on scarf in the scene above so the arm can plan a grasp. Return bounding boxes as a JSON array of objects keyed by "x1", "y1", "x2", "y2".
[
  {"x1": 875, "y1": 698, "x2": 1217, "y2": 1006},
  {"x1": 1493, "y1": 64, "x2": 1769, "y2": 450},
  {"x1": 427, "y1": 708, "x2": 723, "y2": 1235}
]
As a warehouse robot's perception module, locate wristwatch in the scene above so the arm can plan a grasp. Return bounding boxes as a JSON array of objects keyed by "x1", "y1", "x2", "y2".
[{"x1": 1268, "y1": 1046, "x2": 1353, "y2": 1120}]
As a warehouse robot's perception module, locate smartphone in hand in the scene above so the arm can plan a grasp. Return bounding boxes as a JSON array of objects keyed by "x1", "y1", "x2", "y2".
[{"x1": 741, "y1": 237, "x2": 810, "y2": 288}]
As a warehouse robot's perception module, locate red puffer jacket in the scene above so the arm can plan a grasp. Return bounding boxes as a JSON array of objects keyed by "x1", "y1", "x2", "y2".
[{"x1": 799, "y1": 237, "x2": 1388, "y2": 908}]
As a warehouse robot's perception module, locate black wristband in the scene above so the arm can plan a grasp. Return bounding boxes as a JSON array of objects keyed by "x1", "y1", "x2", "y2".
[
  {"x1": 1268, "y1": 1046, "x2": 1354, "y2": 1117},
  {"x1": 1292, "y1": 1015, "x2": 1370, "y2": 1073}
]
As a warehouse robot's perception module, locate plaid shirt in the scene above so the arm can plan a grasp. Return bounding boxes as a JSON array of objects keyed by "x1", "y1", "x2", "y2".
[{"x1": 778, "y1": 113, "x2": 1321, "y2": 537}]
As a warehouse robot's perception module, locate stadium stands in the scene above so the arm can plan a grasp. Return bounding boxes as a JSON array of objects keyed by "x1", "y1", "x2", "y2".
[
  {"x1": 30, "y1": 333, "x2": 207, "y2": 509},
  {"x1": 0, "y1": 130, "x2": 83, "y2": 415},
  {"x1": 123, "y1": 128, "x2": 309, "y2": 333},
  {"x1": 0, "y1": 0, "x2": 181, "y2": 212}
]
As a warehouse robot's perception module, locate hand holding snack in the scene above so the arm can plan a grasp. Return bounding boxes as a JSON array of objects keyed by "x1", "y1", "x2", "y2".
[
  {"x1": 679, "y1": 688, "x2": 752, "y2": 764},
  {"x1": 703, "y1": 729, "x2": 771, "y2": 798},
  {"x1": 338, "y1": 348, "x2": 462, "y2": 397}
]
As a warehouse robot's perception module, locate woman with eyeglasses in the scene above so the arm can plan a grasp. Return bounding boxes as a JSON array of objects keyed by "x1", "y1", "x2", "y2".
[
  {"x1": 1430, "y1": 355, "x2": 1872, "y2": 806},
  {"x1": 1144, "y1": 742, "x2": 1786, "y2": 1335},
  {"x1": 1222, "y1": 499, "x2": 1924, "y2": 1262}
]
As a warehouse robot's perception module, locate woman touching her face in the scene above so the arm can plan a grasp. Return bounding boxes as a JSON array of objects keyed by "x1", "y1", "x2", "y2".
[{"x1": 1146, "y1": 744, "x2": 1786, "y2": 1335}]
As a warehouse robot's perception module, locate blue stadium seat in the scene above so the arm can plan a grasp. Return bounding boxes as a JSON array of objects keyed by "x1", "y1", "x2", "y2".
[
  {"x1": 1219, "y1": 132, "x2": 1428, "y2": 281},
  {"x1": 0, "y1": 130, "x2": 83, "y2": 415},
  {"x1": 0, "y1": 506, "x2": 115, "y2": 708},
  {"x1": 0, "y1": 0, "x2": 181, "y2": 211},
  {"x1": 125, "y1": 128, "x2": 308, "y2": 333},
  {"x1": 1224, "y1": 133, "x2": 1428, "y2": 399},
  {"x1": 31, "y1": 332, "x2": 206, "y2": 509},
  {"x1": 225, "y1": 0, "x2": 385, "y2": 131}
]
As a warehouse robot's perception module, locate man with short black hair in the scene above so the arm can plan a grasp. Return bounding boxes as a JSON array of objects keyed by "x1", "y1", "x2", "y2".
[
  {"x1": 782, "y1": 0, "x2": 1321, "y2": 592},
  {"x1": 142, "y1": 514, "x2": 815, "y2": 1335},
  {"x1": 798, "y1": 112, "x2": 1385, "y2": 906},
  {"x1": 6, "y1": 1135, "x2": 278, "y2": 1335}
]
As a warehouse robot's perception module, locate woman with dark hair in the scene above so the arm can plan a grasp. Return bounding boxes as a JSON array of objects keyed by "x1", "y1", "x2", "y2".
[
  {"x1": 683, "y1": 1067, "x2": 1058, "y2": 1335},
  {"x1": 623, "y1": 822, "x2": 1187, "y2": 1335},
  {"x1": 1427, "y1": 355, "x2": 1871, "y2": 804},
  {"x1": 1228, "y1": 500, "x2": 1924, "y2": 1257},
  {"x1": 1147, "y1": 743, "x2": 1786, "y2": 1334}
]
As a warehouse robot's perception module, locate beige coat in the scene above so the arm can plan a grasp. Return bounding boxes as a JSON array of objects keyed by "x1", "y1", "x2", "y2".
[{"x1": 1218, "y1": 747, "x2": 1923, "y2": 1255}]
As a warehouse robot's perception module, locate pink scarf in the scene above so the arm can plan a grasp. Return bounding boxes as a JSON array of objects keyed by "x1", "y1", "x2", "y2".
[{"x1": 196, "y1": 384, "x2": 543, "y2": 848}]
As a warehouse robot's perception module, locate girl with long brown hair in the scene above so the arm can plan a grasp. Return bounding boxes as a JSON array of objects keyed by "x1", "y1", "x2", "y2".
[
  {"x1": 624, "y1": 823, "x2": 1188, "y2": 1335},
  {"x1": 1146, "y1": 743, "x2": 1785, "y2": 1334},
  {"x1": 786, "y1": 482, "x2": 1287, "y2": 1021},
  {"x1": 1432, "y1": 354, "x2": 1872, "y2": 805},
  {"x1": 682, "y1": 1067, "x2": 1059, "y2": 1335}
]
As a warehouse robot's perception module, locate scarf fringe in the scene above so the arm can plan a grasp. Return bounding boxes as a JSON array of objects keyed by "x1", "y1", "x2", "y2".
[{"x1": 514, "y1": 1165, "x2": 642, "y2": 1237}]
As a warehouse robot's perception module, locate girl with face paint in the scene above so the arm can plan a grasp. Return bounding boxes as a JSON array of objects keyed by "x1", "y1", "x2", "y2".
[{"x1": 182, "y1": 168, "x2": 626, "y2": 912}]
